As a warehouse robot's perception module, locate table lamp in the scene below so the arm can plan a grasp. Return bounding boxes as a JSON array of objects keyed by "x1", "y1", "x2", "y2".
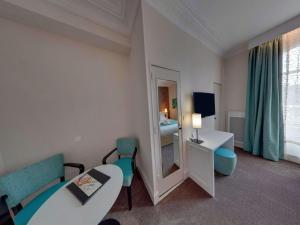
[
  {"x1": 192, "y1": 113, "x2": 203, "y2": 144},
  {"x1": 164, "y1": 108, "x2": 168, "y2": 118}
]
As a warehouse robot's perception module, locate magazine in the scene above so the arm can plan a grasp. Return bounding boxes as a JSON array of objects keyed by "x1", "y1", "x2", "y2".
[
  {"x1": 66, "y1": 169, "x2": 110, "y2": 205},
  {"x1": 74, "y1": 173, "x2": 102, "y2": 197}
]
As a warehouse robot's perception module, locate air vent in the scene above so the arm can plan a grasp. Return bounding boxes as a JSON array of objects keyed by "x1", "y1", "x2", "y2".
[{"x1": 227, "y1": 111, "x2": 245, "y2": 148}]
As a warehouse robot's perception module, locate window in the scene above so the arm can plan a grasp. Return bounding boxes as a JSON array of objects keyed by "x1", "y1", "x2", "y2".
[{"x1": 282, "y1": 28, "x2": 300, "y2": 161}]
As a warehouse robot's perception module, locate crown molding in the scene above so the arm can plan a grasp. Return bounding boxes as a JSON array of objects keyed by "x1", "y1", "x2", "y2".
[
  {"x1": 46, "y1": 0, "x2": 139, "y2": 36},
  {"x1": 87, "y1": 0, "x2": 126, "y2": 20},
  {"x1": 249, "y1": 14, "x2": 300, "y2": 49},
  {"x1": 179, "y1": 1, "x2": 224, "y2": 51},
  {"x1": 0, "y1": 0, "x2": 131, "y2": 54},
  {"x1": 144, "y1": 0, "x2": 225, "y2": 56},
  {"x1": 223, "y1": 43, "x2": 248, "y2": 59},
  {"x1": 224, "y1": 13, "x2": 300, "y2": 58}
]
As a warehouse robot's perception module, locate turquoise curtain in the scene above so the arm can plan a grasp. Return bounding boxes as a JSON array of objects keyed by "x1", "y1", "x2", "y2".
[{"x1": 244, "y1": 37, "x2": 284, "y2": 161}]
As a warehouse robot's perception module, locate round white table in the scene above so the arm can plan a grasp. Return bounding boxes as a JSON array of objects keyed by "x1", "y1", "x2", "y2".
[{"x1": 28, "y1": 164, "x2": 123, "y2": 225}]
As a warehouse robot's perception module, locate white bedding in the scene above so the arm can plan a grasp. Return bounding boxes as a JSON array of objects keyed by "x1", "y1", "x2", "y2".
[{"x1": 160, "y1": 121, "x2": 178, "y2": 136}]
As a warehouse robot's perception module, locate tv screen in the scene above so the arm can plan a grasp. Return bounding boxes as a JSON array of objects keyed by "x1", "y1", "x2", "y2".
[{"x1": 193, "y1": 92, "x2": 215, "y2": 118}]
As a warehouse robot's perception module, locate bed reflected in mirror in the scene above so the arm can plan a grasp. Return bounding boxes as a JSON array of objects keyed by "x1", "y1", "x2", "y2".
[{"x1": 157, "y1": 79, "x2": 180, "y2": 178}]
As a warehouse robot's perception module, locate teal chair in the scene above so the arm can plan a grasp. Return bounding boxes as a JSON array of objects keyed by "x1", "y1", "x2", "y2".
[
  {"x1": 102, "y1": 138, "x2": 138, "y2": 210},
  {"x1": 0, "y1": 154, "x2": 84, "y2": 225}
]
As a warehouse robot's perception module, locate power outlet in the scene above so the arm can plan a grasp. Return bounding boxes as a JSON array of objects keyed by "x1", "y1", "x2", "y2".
[{"x1": 73, "y1": 136, "x2": 82, "y2": 142}]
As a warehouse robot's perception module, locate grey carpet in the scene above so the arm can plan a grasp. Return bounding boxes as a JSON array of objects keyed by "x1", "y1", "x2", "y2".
[{"x1": 106, "y1": 149, "x2": 300, "y2": 225}]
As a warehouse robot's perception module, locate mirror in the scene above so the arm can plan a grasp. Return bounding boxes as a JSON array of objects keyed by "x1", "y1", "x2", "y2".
[{"x1": 157, "y1": 79, "x2": 180, "y2": 178}]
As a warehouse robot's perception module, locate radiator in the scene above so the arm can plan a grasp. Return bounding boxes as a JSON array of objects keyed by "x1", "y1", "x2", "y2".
[{"x1": 227, "y1": 111, "x2": 245, "y2": 148}]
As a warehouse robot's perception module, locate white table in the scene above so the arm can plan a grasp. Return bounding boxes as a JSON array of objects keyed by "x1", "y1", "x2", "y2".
[
  {"x1": 28, "y1": 164, "x2": 123, "y2": 225},
  {"x1": 187, "y1": 130, "x2": 234, "y2": 197}
]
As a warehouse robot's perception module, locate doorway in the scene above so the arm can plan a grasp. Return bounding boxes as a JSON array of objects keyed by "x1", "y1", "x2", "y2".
[
  {"x1": 214, "y1": 82, "x2": 222, "y2": 130},
  {"x1": 150, "y1": 65, "x2": 184, "y2": 197}
]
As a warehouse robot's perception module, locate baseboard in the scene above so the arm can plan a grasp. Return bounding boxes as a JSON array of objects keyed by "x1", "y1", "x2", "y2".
[
  {"x1": 285, "y1": 154, "x2": 300, "y2": 164},
  {"x1": 184, "y1": 169, "x2": 189, "y2": 179},
  {"x1": 156, "y1": 179, "x2": 185, "y2": 203},
  {"x1": 235, "y1": 141, "x2": 244, "y2": 148},
  {"x1": 137, "y1": 167, "x2": 155, "y2": 205}
]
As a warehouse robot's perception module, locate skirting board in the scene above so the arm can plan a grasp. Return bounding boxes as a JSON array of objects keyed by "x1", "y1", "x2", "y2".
[
  {"x1": 138, "y1": 167, "x2": 186, "y2": 205},
  {"x1": 285, "y1": 154, "x2": 300, "y2": 164},
  {"x1": 235, "y1": 140, "x2": 244, "y2": 148},
  {"x1": 189, "y1": 171, "x2": 214, "y2": 197},
  {"x1": 156, "y1": 179, "x2": 185, "y2": 204},
  {"x1": 184, "y1": 169, "x2": 189, "y2": 179},
  {"x1": 137, "y1": 167, "x2": 155, "y2": 205}
]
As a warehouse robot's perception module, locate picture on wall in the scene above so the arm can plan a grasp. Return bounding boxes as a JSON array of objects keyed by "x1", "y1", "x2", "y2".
[{"x1": 172, "y1": 98, "x2": 177, "y2": 109}]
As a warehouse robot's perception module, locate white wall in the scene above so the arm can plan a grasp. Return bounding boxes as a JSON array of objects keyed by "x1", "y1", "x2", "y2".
[
  {"x1": 141, "y1": 0, "x2": 223, "y2": 200},
  {"x1": 129, "y1": 5, "x2": 156, "y2": 199},
  {"x1": 0, "y1": 18, "x2": 133, "y2": 175},
  {"x1": 223, "y1": 50, "x2": 248, "y2": 129}
]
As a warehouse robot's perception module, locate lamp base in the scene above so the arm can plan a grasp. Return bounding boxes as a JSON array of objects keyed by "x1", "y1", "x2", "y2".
[{"x1": 191, "y1": 138, "x2": 203, "y2": 144}]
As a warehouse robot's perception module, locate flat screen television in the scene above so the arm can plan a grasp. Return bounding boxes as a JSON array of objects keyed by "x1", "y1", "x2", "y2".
[{"x1": 193, "y1": 92, "x2": 215, "y2": 118}]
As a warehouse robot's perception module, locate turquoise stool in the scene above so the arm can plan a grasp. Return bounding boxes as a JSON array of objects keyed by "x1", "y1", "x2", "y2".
[{"x1": 214, "y1": 147, "x2": 237, "y2": 175}]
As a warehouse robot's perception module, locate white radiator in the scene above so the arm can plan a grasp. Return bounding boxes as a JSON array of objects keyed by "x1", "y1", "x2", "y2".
[{"x1": 227, "y1": 111, "x2": 245, "y2": 148}]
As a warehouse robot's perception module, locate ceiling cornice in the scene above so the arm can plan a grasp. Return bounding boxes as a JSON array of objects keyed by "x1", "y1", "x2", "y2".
[
  {"x1": 248, "y1": 14, "x2": 300, "y2": 49},
  {"x1": 47, "y1": 0, "x2": 139, "y2": 36},
  {"x1": 0, "y1": 0, "x2": 131, "y2": 54},
  {"x1": 223, "y1": 43, "x2": 248, "y2": 59},
  {"x1": 224, "y1": 14, "x2": 300, "y2": 58},
  {"x1": 87, "y1": 0, "x2": 126, "y2": 20},
  {"x1": 144, "y1": 0, "x2": 225, "y2": 56}
]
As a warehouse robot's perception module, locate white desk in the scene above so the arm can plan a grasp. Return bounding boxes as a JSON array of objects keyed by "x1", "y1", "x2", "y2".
[
  {"x1": 187, "y1": 130, "x2": 234, "y2": 197},
  {"x1": 28, "y1": 165, "x2": 123, "y2": 225}
]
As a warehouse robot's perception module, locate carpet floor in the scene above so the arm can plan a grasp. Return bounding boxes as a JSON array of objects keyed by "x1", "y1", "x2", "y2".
[
  {"x1": 161, "y1": 143, "x2": 179, "y2": 177},
  {"x1": 106, "y1": 149, "x2": 300, "y2": 225}
]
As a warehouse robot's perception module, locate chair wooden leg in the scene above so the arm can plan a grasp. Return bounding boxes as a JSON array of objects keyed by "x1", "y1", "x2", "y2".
[
  {"x1": 127, "y1": 186, "x2": 132, "y2": 210},
  {"x1": 12, "y1": 203, "x2": 23, "y2": 216}
]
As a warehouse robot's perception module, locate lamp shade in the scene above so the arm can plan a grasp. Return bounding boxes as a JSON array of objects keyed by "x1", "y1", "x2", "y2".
[{"x1": 192, "y1": 113, "x2": 202, "y2": 129}]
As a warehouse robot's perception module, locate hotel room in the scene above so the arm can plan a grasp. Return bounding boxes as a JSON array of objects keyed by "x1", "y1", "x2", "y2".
[{"x1": 0, "y1": 0, "x2": 299, "y2": 225}]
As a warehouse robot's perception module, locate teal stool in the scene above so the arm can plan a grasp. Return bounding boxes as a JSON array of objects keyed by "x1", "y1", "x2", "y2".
[{"x1": 214, "y1": 147, "x2": 237, "y2": 175}]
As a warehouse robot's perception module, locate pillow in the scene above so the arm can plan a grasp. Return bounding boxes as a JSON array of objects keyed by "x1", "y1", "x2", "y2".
[{"x1": 160, "y1": 112, "x2": 167, "y2": 123}]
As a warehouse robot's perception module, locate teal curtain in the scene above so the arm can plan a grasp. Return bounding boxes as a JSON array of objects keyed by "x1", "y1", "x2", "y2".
[{"x1": 244, "y1": 37, "x2": 284, "y2": 161}]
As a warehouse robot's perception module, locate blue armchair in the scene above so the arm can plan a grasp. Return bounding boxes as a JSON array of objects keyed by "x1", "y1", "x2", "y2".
[
  {"x1": 0, "y1": 154, "x2": 84, "y2": 225},
  {"x1": 102, "y1": 138, "x2": 138, "y2": 210}
]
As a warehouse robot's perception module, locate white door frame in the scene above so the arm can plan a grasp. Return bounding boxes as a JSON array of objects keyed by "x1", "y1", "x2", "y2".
[
  {"x1": 213, "y1": 82, "x2": 222, "y2": 130},
  {"x1": 150, "y1": 65, "x2": 184, "y2": 197}
]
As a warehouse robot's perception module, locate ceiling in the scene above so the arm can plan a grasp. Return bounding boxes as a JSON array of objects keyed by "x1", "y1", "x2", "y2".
[
  {"x1": 146, "y1": 0, "x2": 300, "y2": 55},
  {"x1": 0, "y1": 0, "x2": 139, "y2": 54},
  {"x1": 1, "y1": 0, "x2": 300, "y2": 56},
  {"x1": 47, "y1": 0, "x2": 139, "y2": 36}
]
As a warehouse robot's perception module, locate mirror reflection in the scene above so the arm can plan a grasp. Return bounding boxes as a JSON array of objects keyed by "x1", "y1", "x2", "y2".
[{"x1": 157, "y1": 79, "x2": 180, "y2": 178}]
